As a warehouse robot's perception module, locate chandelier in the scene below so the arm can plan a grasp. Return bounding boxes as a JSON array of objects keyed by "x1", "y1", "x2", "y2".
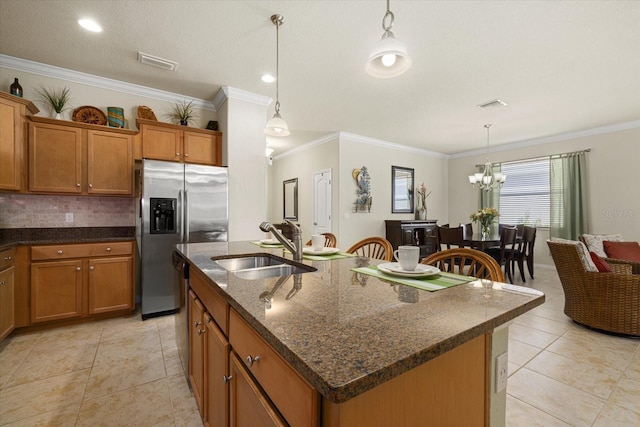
[
  {"x1": 264, "y1": 14, "x2": 290, "y2": 137},
  {"x1": 468, "y1": 124, "x2": 506, "y2": 191}
]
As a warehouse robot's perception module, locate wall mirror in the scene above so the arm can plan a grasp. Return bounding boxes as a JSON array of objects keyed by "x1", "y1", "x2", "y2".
[
  {"x1": 283, "y1": 178, "x2": 298, "y2": 220},
  {"x1": 391, "y1": 166, "x2": 414, "y2": 213}
]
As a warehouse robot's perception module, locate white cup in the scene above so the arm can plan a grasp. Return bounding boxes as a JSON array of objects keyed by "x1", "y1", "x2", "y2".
[
  {"x1": 393, "y1": 245, "x2": 419, "y2": 271},
  {"x1": 311, "y1": 234, "x2": 324, "y2": 251}
]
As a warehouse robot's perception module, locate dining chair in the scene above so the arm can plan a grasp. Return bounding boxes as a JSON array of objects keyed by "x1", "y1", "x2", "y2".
[
  {"x1": 346, "y1": 237, "x2": 394, "y2": 261},
  {"x1": 304, "y1": 232, "x2": 337, "y2": 248},
  {"x1": 460, "y1": 223, "x2": 473, "y2": 239},
  {"x1": 420, "y1": 248, "x2": 505, "y2": 282},
  {"x1": 512, "y1": 226, "x2": 536, "y2": 282},
  {"x1": 437, "y1": 225, "x2": 465, "y2": 250},
  {"x1": 484, "y1": 226, "x2": 518, "y2": 283}
]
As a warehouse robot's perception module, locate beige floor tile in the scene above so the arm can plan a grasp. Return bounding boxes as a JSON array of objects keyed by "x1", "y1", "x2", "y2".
[
  {"x1": 593, "y1": 401, "x2": 640, "y2": 427},
  {"x1": 76, "y1": 378, "x2": 175, "y2": 427},
  {"x1": 508, "y1": 338, "x2": 543, "y2": 367},
  {"x1": 93, "y1": 329, "x2": 161, "y2": 366},
  {"x1": 163, "y1": 344, "x2": 186, "y2": 377},
  {"x1": 525, "y1": 350, "x2": 623, "y2": 399},
  {"x1": 528, "y1": 305, "x2": 570, "y2": 323},
  {"x1": 0, "y1": 369, "x2": 89, "y2": 425},
  {"x1": 505, "y1": 395, "x2": 572, "y2": 426},
  {"x1": 509, "y1": 323, "x2": 561, "y2": 349},
  {"x1": 1, "y1": 403, "x2": 79, "y2": 427},
  {"x1": 513, "y1": 312, "x2": 572, "y2": 336},
  {"x1": 606, "y1": 376, "x2": 640, "y2": 415},
  {"x1": 623, "y1": 349, "x2": 639, "y2": 382},
  {"x1": 99, "y1": 317, "x2": 159, "y2": 343},
  {"x1": 546, "y1": 330, "x2": 638, "y2": 371},
  {"x1": 507, "y1": 361, "x2": 521, "y2": 377},
  {"x1": 508, "y1": 368, "x2": 606, "y2": 426},
  {"x1": 167, "y1": 374, "x2": 203, "y2": 427},
  {"x1": 84, "y1": 352, "x2": 167, "y2": 400}
]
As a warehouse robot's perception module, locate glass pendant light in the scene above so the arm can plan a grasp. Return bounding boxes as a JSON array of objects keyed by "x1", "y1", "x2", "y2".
[
  {"x1": 365, "y1": 0, "x2": 412, "y2": 78},
  {"x1": 468, "y1": 124, "x2": 507, "y2": 191},
  {"x1": 265, "y1": 14, "x2": 290, "y2": 137}
]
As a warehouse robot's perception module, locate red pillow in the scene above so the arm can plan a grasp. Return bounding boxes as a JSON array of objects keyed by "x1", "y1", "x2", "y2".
[
  {"x1": 589, "y1": 252, "x2": 612, "y2": 273},
  {"x1": 603, "y1": 241, "x2": 640, "y2": 262}
]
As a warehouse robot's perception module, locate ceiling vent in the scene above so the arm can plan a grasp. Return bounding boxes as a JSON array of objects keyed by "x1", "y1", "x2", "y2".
[
  {"x1": 478, "y1": 99, "x2": 507, "y2": 109},
  {"x1": 137, "y1": 52, "x2": 178, "y2": 71}
]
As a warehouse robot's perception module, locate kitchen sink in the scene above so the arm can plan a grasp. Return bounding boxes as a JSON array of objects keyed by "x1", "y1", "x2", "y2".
[{"x1": 212, "y1": 254, "x2": 316, "y2": 280}]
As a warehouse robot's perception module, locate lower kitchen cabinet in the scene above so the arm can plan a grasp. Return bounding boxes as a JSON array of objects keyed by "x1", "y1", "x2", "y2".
[
  {"x1": 189, "y1": 290, "x2": 206, "y2": 416},
  {"x1": 229, "y1": 352, "x2": 286, "y2": 427},
  {"x1": 30, "y1": 241, "x2": 134, "y2": 323},
  {"x1": 0, "y1": 248, "x2": 16, "y2": 340},
  {"x1": 205, "y1": 312, "x2": 230, "y2": 427}
]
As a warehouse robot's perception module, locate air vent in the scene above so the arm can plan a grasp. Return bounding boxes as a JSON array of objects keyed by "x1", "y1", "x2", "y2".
[
  {"x1": 478, "y1": 99, "x2": 507, "y2": 109},
  {"x1": 137, "y1": 52, "x2": 178, "y2": 71}
]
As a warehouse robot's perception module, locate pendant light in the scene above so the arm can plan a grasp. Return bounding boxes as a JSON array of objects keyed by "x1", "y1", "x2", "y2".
[
  {"x1": 265, "y1": 14, "x2": 290, "y2": 137},
  {"x1": 365, "y1": 0, "x2": 412, "y2": 78},
  {"x1": 469, "y1": 124, "x2": 507, "y2": 191}
]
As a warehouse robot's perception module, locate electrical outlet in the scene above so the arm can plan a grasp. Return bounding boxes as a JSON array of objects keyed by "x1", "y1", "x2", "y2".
[
  {"x1": 495, "y1": 352, "x2": 508, "y2": 392},
  {"x1": 65, "y1": 213, "x2": 74, "y2": 223}
]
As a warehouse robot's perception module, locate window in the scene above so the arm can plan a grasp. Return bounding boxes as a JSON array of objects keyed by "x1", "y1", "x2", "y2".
[{"x1": 498, "y1": 158, "x2": 550, "y2": 227}]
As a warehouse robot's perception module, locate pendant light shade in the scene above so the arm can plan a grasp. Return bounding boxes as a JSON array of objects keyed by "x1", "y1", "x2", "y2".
[
  {"x1": 365, "y1": 1, "x2": 411, "y2": 78},
  {"x1": 265, "y1": 14, "x2": 290, "y2": 137},
  {"x1": 468, "y1": 124, "x2": 507, "y2": 192}
]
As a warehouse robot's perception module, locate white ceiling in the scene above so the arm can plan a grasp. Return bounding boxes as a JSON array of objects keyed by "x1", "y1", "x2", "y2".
[{"x1": 1, "y1": 1, "x2": 639, "y2": 155}]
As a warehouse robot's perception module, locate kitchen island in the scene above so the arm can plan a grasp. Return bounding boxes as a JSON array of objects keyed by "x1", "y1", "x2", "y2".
[{"x1": 176, "y1": 241, "x2": 544, "y2": 426}]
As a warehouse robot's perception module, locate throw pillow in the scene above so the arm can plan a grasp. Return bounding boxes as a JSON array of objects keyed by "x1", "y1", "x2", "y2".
[
  {"x1": 603, "y1": 241, "x2": 640, "y2": 262},
  {"x1": 589, "y1": 252, "x2": 612, "y2": 273},
  {"x1": 551, "y1": 238, "x2": 599, "y2": 272},
  {"x1": 581, "y1": 233, "x2": 624, "y2": 258}
]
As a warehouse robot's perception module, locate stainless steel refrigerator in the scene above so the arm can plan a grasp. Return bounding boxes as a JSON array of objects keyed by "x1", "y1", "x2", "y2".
[{"x1": 138, "y1": 159, "x2": 228, "y2": 320}]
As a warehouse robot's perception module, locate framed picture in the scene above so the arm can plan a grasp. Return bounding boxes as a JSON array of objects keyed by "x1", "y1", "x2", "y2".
[
  {"x1": 391, "y1": 166, "x2": 414, "y2": 213},
  {"x1": 283, "y1": 178, "x2": 298, "y2": 220}
]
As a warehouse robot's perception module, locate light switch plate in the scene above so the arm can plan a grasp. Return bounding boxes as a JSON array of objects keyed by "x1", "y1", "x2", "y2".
[{"x1": 495, "y1": 352, "x2": 508, "y2": 392}]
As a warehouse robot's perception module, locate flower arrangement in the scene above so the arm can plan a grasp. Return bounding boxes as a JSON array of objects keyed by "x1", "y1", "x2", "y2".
[
  {"x1": 415, "y1": 182, "x2": 431, "y2": 211},
  {"x1": 470, "y1": 207, "x2": 500, "y2": 235}
]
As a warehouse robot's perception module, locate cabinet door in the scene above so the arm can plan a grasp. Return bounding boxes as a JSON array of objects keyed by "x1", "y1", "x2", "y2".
[
  {"x1": 0, "y1": 97, "x2": 23, "y2": 191},
  {"x1": 31, "y1": 260, "x2": 83, "y2": 322},
  {"x1": 141, "y1": 124, "x2": 182, "y2": 162},
  {"x1": 87, "y1": 130, "x2": 133, "y2": 195},
  {"x1": 229, "y1": 352, "x2": 286, "y2": 427},
  {"x1": 205, "y1": 313, "x2": 230, "y2": 427},
  {"x1": 189, "y1": 291, "x2": 206, "y2": 416},
  {"x1": 0, "y1": 266, "x2": 15, "y2": 340},
  {"x1": 184, "y1": 131, "x2": 221, "y2": 166},
  {"x1": 29, "y1": 121, "x2": 82, "y2": 193},
  {"x1": 87, "y1": 256, "x2": 133, "y2": 314}
]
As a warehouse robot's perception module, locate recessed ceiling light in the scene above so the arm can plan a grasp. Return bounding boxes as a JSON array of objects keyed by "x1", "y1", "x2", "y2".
[
  {"x1": 78, "y1": 19, "x2": 103, "y2": 33},
  {"x1": 261, "y1": 74, "x2": 275, "y2": 83}
]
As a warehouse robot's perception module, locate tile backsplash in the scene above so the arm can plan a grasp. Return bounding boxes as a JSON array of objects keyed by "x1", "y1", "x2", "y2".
[{"x1": 0, "y1": 194, "x2": 135, "y2": 228}]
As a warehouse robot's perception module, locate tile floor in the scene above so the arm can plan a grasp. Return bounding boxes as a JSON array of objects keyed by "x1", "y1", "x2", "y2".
[{"x1": 0, "y1": 266, "x2": 638, "y2": 426}]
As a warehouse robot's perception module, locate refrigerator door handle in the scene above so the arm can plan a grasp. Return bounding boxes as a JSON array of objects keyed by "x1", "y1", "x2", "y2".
[
  {"x1": 184, "y1": 189, "x2": 189, "y2": 242},
  {"x1": 178, "y1": 189, "x2": 184, "y2": 242}
]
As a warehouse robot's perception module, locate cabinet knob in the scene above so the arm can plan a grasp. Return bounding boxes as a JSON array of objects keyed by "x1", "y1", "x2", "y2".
[
  {"x1": 106, "y1": 247, "x2": 111, "y2": 252},
  {"x1": 4, "y1": 256, "x2": 11, "y2": 261},
  {"x1": 222, "y1": 375, "x2": 233, "y2": 384},
  {"x1": 89, "y1": 266, "x2": 94, "y2": 271},
  {"x1": 194, "y1": 320, "x2": 202, "y2": 327},
  {"x1": 197, "y1": 329, "x2": 205, "y2": 335},
  {"x1": 176, "y1": 152, "x2": 180, "y2": 156},
  {"x1": 184, "y1": 153, "x2": 189, "y2": 157},
  {"x1": 0, "y1": 281, "x2": 5, "y2": 286},
  {"x1": 76, "y1": 267, "x2": 81, "y2": 271},
  {"x1": 89, "y1": 184, "x2": 93, "y2": 189},
  {"x1": 57, "y1": 250, "x2": 63, "y2": 255},
  {"x1": 76, "y1": 183, "x2": 81, "y2": 187},
  {"x1": 246, "y1": 355, "x2": 261, "y2": 367}
]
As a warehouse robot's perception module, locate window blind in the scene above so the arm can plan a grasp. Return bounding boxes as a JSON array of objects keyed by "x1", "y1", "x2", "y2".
[{"x1": 498, "y1": 159, "x2": 550, "y2": 226}]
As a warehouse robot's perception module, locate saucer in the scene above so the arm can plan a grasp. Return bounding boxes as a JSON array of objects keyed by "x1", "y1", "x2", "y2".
[
  {"x1": 303, "y1": 247, "x2": 340, "y2": 256},
  {"x1": 378, "y1": 263, "x2": 441, "y2": 278}
]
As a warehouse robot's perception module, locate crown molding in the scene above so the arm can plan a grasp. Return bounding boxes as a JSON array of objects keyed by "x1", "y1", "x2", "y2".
[
  {"x1": 450, "y1": 120, "x2": 640, "y2": 159},
  {"x1": 0, "y1": 54, "x2": 216, "y2": 111},
  {"x1": 274, "y1": 132, "x2": 340, "y2": 160},
  {"x1": 213, "y1": 86, "x2": 272, "y2": 110},
  {"x1": 339, "y1": 132, "x2": 448, "y2": 159}
]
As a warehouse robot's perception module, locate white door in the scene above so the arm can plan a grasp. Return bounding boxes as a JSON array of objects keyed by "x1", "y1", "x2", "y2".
[{"x1": 312, "y1": 169, "x2": 331, "y2": 235}]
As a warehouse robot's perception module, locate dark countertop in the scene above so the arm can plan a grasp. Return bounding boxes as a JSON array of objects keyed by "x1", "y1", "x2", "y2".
[
  {"x1": 0, "y1": 227, "x2": 136, "y2": 250},
  {"x1": 176, "y1": 241, "x2": 545, "y2": 404}
]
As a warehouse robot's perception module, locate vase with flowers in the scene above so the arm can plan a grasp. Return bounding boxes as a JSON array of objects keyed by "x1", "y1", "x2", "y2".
[
  {"x1": 470, "y1": 207, "x2": 500, "y2": 238},
  {"x1": 415, "y1": 183, "x2": 431, "y2": 220}
]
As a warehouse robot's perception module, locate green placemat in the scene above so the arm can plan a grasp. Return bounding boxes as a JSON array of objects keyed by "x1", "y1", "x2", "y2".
[
  {"x1": 351, "y1": 266, "x2": 475, "y2": 291},
  {"x1": 250, "y1": 241, "x2": 283, "y2": 248},
  {"x1": 284, "y1": 249, "x2": 357, "y2": 261}
]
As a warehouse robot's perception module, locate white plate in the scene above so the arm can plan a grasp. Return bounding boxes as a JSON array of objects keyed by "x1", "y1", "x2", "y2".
[
  {"x1": 378, "y1": 263, "x2": 441, "y2": 278},
  {"x1": 259, "y1": 239, "x2": 280, "y2": 245},
  {"x1": 303, "y1": 247, "x2": 340, "y2": 256}
]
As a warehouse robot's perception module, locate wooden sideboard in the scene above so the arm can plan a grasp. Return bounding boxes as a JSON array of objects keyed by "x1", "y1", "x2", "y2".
[{"x1": 385, "y1": 220, "x2": 438, "y2": 258}]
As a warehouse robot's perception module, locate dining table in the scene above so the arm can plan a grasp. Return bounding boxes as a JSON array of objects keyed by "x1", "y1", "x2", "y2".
[{"x1": 462, "y1": 231, "x2": 502, "y2": 251}]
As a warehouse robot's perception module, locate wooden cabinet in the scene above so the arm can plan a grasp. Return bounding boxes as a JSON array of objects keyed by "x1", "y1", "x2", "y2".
[
  {"x1": 205, "y1": 312, "x2": 230, "y2": 427},
  {"x1": 189, "y1": 290, "x2": 206, "y2": 416},
  {"x1": 30, "y1": 241, "x2": 134, "y2": 323},
  {"x1": 0, "y1": 248, "x2": 16, "y2": 340},
  {"x1": 28, "y1": 116, "x2": 135, "y2": 195},
  {"x1": 0, "y1": 92, "x2": 38, "y2": 191},
  {"x1": 385, "y1": 220, "x2": 438, "y2": 258},
  {"x1": 138, "y1": 118, "x2": 222, "y2": 166},
  {"x1": 229, "y1": 352, "x2": 286, "y2": 427}
]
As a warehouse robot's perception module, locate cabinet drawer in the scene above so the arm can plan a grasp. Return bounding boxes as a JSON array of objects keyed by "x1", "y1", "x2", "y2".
[
  {"x1": 190, "y1": 267, "x2": 228, "y2": 334},
  {"x1": 229, "y1": 309, "x2": 319, "y2": 427},
  {"x1": 0, "y1": 247, "x2": 16, "y2": 271},
  {"x1": 31, "y1": 241, "x2": 133, "y2": 261}
]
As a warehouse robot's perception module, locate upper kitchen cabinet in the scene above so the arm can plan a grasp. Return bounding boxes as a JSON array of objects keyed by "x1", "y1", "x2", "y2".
[
  {"x1": 28, "y1": 116, "x2": 136, "y2": 196},
  {"x1": 137, "y1": 119, "x2": 222, "y2": 166},
  {"x1": 0, "y1": 92, "x2": 39, "y2": 191}
]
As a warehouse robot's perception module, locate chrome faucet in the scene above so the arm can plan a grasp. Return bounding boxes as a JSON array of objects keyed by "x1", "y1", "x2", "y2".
[{"x1": 259, "y1": 219, "x2": 303, "y2": 262}]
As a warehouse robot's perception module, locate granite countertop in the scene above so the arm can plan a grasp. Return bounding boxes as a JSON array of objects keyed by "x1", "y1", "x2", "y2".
[
  {"x1": 176, "y1": 241, "x2": 545, "y2": 404},
  {"x1": 0, "y1": 227, "x2": 136, "y2": 250}
]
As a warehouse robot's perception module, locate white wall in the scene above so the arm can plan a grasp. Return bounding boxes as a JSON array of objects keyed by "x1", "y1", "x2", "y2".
[{"x1": 448, "y1": 126, "x2": 640, "y2": 267}]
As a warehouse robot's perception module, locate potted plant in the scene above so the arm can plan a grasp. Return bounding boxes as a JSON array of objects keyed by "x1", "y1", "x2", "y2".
[
  {"x1": 36, "y1": 86, "x2": 71, "y2": 119},
  {"x1": 168, "y1": 99, "x2": 197, "y2": 126}
]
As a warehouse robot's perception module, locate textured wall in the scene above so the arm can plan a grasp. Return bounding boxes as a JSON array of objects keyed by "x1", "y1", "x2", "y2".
[{"x1": 0, "y1": 194, "x2": 135, "y2": 228}]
